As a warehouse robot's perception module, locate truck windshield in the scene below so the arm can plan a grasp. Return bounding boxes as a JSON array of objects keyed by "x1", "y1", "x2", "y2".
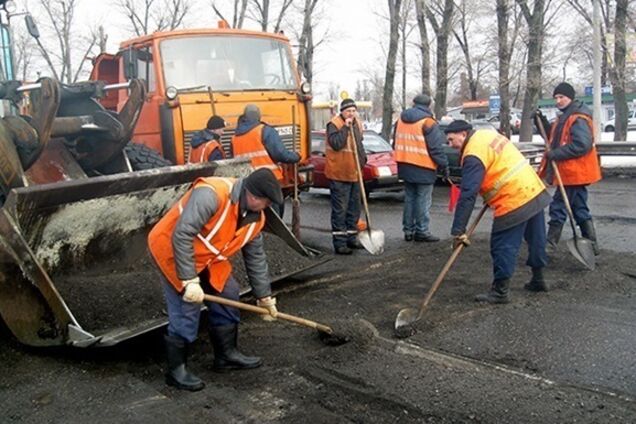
[{"x1": 161, "y1": 36, "x2": 297, "y2": 91}]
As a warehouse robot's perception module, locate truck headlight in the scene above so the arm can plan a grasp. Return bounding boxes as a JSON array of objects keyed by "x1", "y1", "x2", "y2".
[
  {"x1": 300, "y1": 81, "x2": 311, "y2": 94},
  {"x1": 166, "y1": 86, "x2": 178, "y2": 100}
]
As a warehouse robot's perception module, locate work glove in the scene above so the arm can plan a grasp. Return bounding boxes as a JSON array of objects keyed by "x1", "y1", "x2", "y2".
[
  {"x1": 182, "y1": 277, "x2": 204, "y2": 303},
  {"x1": 257, "y1": 296, "x2": 278, "y2": 321},
  {"x1": 441, "y1": 166, "x2": 451, "y2": 182},
  {"x1": 534, "y1": 109, "x2": 550, "y2": 133},
  {"x1": 544, "y1": 150, "x2": 555, "y2": 162},
  {"x1": 452, "y1": 234, "x2": 471, "y2": 250}
]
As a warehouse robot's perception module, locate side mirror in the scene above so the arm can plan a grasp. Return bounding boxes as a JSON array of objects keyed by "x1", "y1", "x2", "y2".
[
  {"x1": 25, "y1": 15, "x2": 39, "y2": 39},
  {"x1": 123, "y1": 47, "x2": 138, "y2": 79}
]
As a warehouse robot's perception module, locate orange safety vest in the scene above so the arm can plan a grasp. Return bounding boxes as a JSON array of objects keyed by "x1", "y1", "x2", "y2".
[
  {"x1": 189, "y1": 140, "x2": 225, "y2": 163},
  {"x1": 231, "y1": 124, "x2": 283, "y2": 181},
  {"x1": 393, "y1": 117, "x2": 437, "y2": 170},
  {"x1": 540, "y1": 113, "x2": 602, "y2": 186},
  {"x1": 462, "y1": 130, "x2": 546, "y2": 217},
  {"x1": 325, "y1": 116, "x2": 364, "y2": 182},
  {"x1": 148, "y1": 177, "x2": 266, "y2": 293}
]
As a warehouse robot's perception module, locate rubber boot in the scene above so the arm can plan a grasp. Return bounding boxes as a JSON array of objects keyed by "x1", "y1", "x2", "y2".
[
  {"x1": 209, "y1": 324, "x2": 262, "y2": 372},
  {"x1": 546, "y1": 222, "x2": 564, "y2": 253},
  {"x1": 475, "y1": 279, "x2": 510, "y2": 304},
  {"x1": 164, "y1": 334, "x2": 205, "y2": 391},
  {"x1": 579, "y1": 219, "x2": 599, "y2": 256},
  {"x1": 524, "y1": 267, "x2": 548, "y2": 292}
]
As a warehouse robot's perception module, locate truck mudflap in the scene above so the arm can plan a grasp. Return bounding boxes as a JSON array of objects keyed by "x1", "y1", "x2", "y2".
[{"x1": 0, "y1": 159, "x2": 328, "y2": 347}]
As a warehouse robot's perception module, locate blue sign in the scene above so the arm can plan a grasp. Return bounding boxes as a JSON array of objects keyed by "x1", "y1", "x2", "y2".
[{"x1": 489, "y1": 95, "x2": 501, "y2": 115}]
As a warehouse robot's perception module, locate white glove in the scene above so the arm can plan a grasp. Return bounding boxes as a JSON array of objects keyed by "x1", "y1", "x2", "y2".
[
  {"x1": 257, "y1": 296, "x2": 278, "y2": 321},
  {"x1": 182, "y1": 277, "x2": 204, "y2": 303}
]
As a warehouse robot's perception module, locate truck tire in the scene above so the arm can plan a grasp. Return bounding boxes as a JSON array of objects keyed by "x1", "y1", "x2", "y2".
[{"x1": 125, "y1": 142, "x2": 172, "y2": 170}]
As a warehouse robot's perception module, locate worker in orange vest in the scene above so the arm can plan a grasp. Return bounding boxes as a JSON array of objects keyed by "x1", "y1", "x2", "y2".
[
  {"x1": 148, "y1": 168, "x2": 282, "y2": 391},
  {"x1": 188, "y1": 115, "x2": 226, "y2": 163},
  {"x1": 325, "y1": 98, "x2": 367, "y2": 255},
  {"x1": 394, "y1": 93, "x2": 449, "y2": 242},
  {"x1": 231, "y1": 104, "x2": 300, "y2": 216},
  {"x1": 444, "y1": 120, "x2": 552, "y2": 303},
  {"x1": 536, "y1": 82, "x2": 602, "y2": 255}
]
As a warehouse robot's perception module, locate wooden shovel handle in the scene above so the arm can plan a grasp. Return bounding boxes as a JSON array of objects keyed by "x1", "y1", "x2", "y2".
[
  {"x1": 203, "y1": 294, "x2": 333, "y2": 334},
  {"x1": 349, "y1": 124, "x2": 372, "y2": 228}
]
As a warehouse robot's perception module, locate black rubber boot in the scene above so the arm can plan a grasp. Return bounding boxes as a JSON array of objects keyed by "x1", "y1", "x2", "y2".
[
  {"x1": 475, "y1": 279, "x2": 510, "y2": 304},
  {"x1": 209, "y1": 324, "x2": 262, "y2": 372},
  {"x1": 579, "y1": 219, "x2": 599, "y2": 256},
  {"x1": 524, "y1": 267, "x2": 548, "y2": 292},
  {"x1": 164, "y1": 334, "x2": 205, "y2": 391},
  {"x1": 546, "y1": 222, "x2": 564, "y2": 252}
]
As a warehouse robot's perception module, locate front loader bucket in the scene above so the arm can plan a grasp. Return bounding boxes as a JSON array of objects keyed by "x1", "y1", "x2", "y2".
[{"x1": 0, "y1": 159, "x2": 327, "y2": 347}]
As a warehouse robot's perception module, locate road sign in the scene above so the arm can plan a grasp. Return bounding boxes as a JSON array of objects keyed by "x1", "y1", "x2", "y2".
[{"x1": 489, "y1": 95, "x2": 501, "y2": 115}]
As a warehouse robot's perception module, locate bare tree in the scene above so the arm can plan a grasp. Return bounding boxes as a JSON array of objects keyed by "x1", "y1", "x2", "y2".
[
  {"x1": 296, "y1": 0, "x2": 320, "y2": 84},
  {"x1": 497, "y1": 0, "x2": 513, "y2": 137},
  {"x1": 611, "y1": 0, "x2": 630, "y2": 141},
  {"x1": 117, "y1": 0, "x2": 190, "y2": 36},
  {"x1": 248, "y1": 0, "x2": 295, "y2": 32},
  {"x1": 398, "y1": 0, "x2": 417, "y2": 109},
  {"x1": 14, "y1": 31, "x2": 36, "y2": 81},
  {"x1": 381, "y1": 0, "x2": 403, "y2": 140},
  {"x1": 211, "y1": 0, "x2": 249, "y2": 28},
  {"x1": 426, "y1": 0, "x2": 455, "y2": 119},
  {"x1": 414, "y1": 0, "x2": 432, "y2": 95}
]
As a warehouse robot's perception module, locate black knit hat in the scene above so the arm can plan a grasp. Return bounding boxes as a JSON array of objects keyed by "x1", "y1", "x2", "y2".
[
  {"x1": 413, "y1": 93, "x2": 431, "y2": 106},
  {"x1": 444, "y1": 119, "x2": 473, "y2": 134},
  {"x1": 553, "y1": 82, "x2": 575, "y2": 99},
  {"x1": 340, "y1": 98, "x2": 357, "y2": 111},
  {"x1": 244, "y1": 168, "x2": 284, "y2": 205},
  {"x1": 206, "y1": 115, "x2": 226, "y2": 130}
]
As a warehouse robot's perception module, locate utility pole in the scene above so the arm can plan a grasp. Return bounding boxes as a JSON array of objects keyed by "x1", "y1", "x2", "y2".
[{"x1": 592, "y1": 0, "x2": 602, "y2": 140}]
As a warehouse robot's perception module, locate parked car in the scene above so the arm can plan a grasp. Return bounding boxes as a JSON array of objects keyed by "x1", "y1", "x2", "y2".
[
  {"x1": 437, "y1": 120, "x2": 544, "y2": 182},
  {"x1": 603, "y1": 110, "x2": 636, "y2": 132},
  {"x1": 310, "y1": 130, "x2": 400, "y2": 195},
  {"x1": 487, "y1": 111, "x2": 522, "y2": 134}
]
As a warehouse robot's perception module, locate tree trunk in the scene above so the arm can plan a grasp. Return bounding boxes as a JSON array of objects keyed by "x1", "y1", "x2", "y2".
[
  {"x1": 497, "y1": 0, "x2": 512, "y2": 138},
  {"x1": 401, "y1": 22, "x2": 407, "y2": 110},
  {"x1": 414, "y1": 0, "x2": 431, "y2": 95},
  {"x1": 297, "y1": 0, "x2": 318, "y2": 84},
  {"x1": 612, "y1": 0, "x2": 629, "y2": 141},
  {"x1": 427, "y1": 0, "x2": 455, "y2": 119},
  {"x1": 381, "y1": 0, "x2": 403, "y2": 141}
]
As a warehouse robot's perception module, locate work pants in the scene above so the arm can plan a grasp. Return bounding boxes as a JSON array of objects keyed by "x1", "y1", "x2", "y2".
[
  {"x1": 329, "y1": 180, "x2": 361, "y2": 249},
  {"x1": 402, "y1": 182, "x2": 433, "y2": 236},
  {"x1": 548, "y1": 185, "x2": 593, "y2": 226},
  {"x1": 490, "y1": 210, "x2": 548, "y2": 281}
]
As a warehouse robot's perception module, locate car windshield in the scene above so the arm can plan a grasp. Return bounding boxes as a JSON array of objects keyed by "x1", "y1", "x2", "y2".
[
  {"x1": 161, "y1": 36, "x2": 297, "y2": 91},
  {"x1": 363, "y1": 132, "x2": 392, "y2": 153}
]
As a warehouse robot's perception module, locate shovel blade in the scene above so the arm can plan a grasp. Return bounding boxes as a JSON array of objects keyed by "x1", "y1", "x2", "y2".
[
  {"x1": 566, "y1": 237, "x2": 595, "y2": 271},
  {"x1": 359, "y1": 228, "x2": 385, "y2": 255},
  {"x1": 394, "y1": 307, "x2": 419, "y2": 338}
]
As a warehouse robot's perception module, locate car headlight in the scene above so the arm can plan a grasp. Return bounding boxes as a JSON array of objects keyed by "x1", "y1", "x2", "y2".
[
  {"x1": 166, "y1": 86, "x2": 178, "y2": 100},
  {"x1": 300, "y1": 81, "x2": 311, "y2": 94},
  {"x1": 376, "y1": 166, "x2": 392, "y2": 177}
]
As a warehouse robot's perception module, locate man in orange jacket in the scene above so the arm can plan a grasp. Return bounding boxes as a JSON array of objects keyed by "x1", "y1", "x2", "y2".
[
  {"x1": 537, "y1": 82, "x2": 602, "y2": 255},
  {"x1": 148, "y1": 168, "x2": 282, "y2": 391},
  {"x1": 445, "y1": 120, "x2": 552, "y2": 303},
  {"x1": 188, "y1": 115, "x2": 226, "y2": 163}
]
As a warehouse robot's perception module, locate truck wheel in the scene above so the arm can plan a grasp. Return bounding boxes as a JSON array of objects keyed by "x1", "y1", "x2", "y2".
[{"x1": 125, "y1": 142, "x2": 172, "y2": 170}]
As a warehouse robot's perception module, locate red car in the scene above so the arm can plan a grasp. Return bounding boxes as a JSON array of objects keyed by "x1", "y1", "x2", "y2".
[{"x1": 310, "y1": 130, "x2": 400, "y2": 196}]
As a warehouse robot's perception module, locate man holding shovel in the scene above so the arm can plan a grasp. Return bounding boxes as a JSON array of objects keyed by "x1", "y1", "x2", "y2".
[
  {"x1": 536, "y1": 82, "x2": 602, "y2": 255},
  {"x1": 148, "y1": 168, "x2": 282, "y2": 391},
  {"x1": 325, "y1": 98, "x2": 367, "y2": 255},
  {"x1": 444, "y1": 120, "x2": 552, "y2": 304}
]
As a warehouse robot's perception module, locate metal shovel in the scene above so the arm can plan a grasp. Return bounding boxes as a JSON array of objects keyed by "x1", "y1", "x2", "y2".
[
  {"x1": 350, "y1": 125, "x2": 384, "y2": 255},
  {"x1": 535, "y1": 117, "x2": 595, "y2": 270},
  {"x1": 394, "y1": 204, "x2": 489, "y2": 338}
]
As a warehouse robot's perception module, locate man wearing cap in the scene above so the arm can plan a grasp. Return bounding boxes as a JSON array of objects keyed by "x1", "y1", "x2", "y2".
[
  {"x1": 148, "y1": 168, "x2": 282, "y2": 391},
  {"x1": 394, "y1": 93, "x2": 449, "y2": 242},
  {"x1": 444, "y1": 120, "x2": 551, "y2": 303},
  {"x1": 325, "y1": 98, "x2": 367, "y2": 255},
  {"x1": 189, "y1": 115, "x2": 226, "y2": 163},
  {"x1": 536, "y1": 82, "x2": 602, "y2": 255}
]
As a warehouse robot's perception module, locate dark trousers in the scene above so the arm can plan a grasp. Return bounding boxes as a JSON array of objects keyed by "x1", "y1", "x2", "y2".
[
  {"x1": 329, "y1": 180, "x2": 361, "y2": 249},
  {"x1": 490, "y1": 210, "x2": 548, "y2": 281},
  {"x1": 548, "y1": 185, "x2": 592, "y2": 226},
  {"x1": 163, "y1": 274, "x2": 240, "y2": 343}
]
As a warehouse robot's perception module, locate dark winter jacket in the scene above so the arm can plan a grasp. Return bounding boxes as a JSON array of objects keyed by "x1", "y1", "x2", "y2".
[
  {"x1": 190, "y1": 129, "x2": 224, "y2": 161},
  {"x1": 233, "y1": 116, "x2": 300, "y2": 163},
  {"x1": 395, "y1": 105, "x2": 449, "y2": 184},
  {"x1": 326, "y1": 117, "x2": 367, "y2": 168}
]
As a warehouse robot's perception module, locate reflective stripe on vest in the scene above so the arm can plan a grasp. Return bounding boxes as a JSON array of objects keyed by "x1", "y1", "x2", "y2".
[
  {"x1": 482, "y1": 158, "x2": 528, "y2": 202},
  {"x1": 231, "y1": 124, "x2": 283, "y2": 180},
  {"x1": 394, "y1": 118, "x2": 436, "y2": 170}
]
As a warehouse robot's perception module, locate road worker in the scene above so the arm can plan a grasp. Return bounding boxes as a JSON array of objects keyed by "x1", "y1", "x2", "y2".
[
  {"x1": 325, "y1": 98, "x2": 367, "y2": 255},
  {"x1": 536, "y1": 82, "x2": 602, "y2": 255},
  {"x1": 444, "y1": 120, "x2": 551, "y2": 303},
  {"x1": 394, "y1": 93, "x2": 449, "y2": 242},
  {"x1": 148, "y1": 168, "x2": 282, "y2": 391},
  {"x1": 189, "y1": 115, "x2": 226, "y2": 163}
]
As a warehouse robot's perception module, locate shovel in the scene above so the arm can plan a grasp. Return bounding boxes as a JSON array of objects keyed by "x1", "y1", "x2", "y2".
[
  {"x1": 535, "y1": 118, "x2": 595, "y2": 270},
  {"x1": 202, "y1": 294, "x2": 349, "y2": 345},
  {"x1": 350, "y1": 125, "x2": 384, "y2": 255},
  {"x1": 394, "y1": 204, "x2": 489, "y2": 338},
  {"x1": 291, "y1": 105, "x2": 301, "y2": 239}
]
